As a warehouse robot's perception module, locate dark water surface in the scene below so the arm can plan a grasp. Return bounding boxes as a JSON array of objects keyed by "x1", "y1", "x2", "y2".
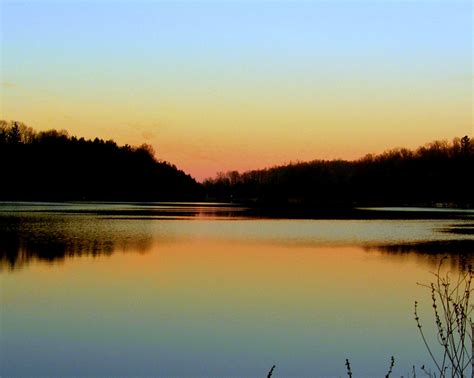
[{"x1": 1, "y1": 202, "x2": 473, "y2": 377}]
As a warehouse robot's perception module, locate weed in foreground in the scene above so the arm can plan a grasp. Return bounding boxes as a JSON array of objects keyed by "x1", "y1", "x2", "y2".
[{"x1": 414, "y1": 257, "x2": 473, "y2": 377}]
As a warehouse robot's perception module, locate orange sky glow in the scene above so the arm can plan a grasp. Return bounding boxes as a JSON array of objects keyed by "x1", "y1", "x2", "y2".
[{"x1": 1, "y1": 2, "x2": 472, "y2": 181}]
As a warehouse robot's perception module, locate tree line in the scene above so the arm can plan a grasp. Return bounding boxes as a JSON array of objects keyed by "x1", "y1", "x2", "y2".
[
  {"x1": 2, "y1": 120, "x2": 472, "y2": 207},
  {"x1": 0, "y1": 120, "x2": 201, "y2": 201},
  {"x1": 204, "y1": 136, "x2": 474, "y2": 208}
]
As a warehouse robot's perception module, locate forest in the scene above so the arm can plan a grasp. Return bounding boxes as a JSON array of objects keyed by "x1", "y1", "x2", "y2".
[
  {"x1": 204, "y1": 136, "x2": 474, "y2": 209},
  {"x1": 1, "y1": 120, "x2": 472, "y2": 208},
  {"x1": 0, "y1": 121, "x2": 201, "y2": 201}
]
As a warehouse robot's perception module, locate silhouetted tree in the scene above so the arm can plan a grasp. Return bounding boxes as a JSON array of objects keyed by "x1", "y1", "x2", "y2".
[
  {"x1": 460, "y1": 135, "x2": 471, "y2": 154},
  {"x1": 8, "y1": 122, "x2": 21, "y2": 144}
]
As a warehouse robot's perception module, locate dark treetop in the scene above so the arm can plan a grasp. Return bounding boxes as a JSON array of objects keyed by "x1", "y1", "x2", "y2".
[{"x1": 0, "y1": 121, "x2": 202, "y2": 201}]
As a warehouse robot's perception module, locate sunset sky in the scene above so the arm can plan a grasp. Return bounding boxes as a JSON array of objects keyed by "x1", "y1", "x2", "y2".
[{"x1": 1, "y1": 1, "x2": 471, "y2": 181}]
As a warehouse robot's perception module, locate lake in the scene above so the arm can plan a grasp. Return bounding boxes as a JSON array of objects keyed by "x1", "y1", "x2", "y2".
[{"x1": 1, "y1": 202, "x2": 473, "y2": 377}]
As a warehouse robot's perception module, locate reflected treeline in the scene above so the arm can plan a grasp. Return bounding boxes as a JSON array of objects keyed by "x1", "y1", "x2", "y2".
[
  {"x1": 441, "y1": 224, "x2": 474, "y2": 235},
  {"x1": 0, "y1": 215, "x2": 154, "y2": 271},
  {"x1": 49, "y1": 204, "x2": 249, "y2": 219},
  {"x1": 366, "y1": 240, "x2": 474, "y2": 271},
  {"x1": 0, "y1": 121, "x2": 202, "y2": 201},
  {"x1": 204, "y1": 136, "x2": 474, "y2": 208}
]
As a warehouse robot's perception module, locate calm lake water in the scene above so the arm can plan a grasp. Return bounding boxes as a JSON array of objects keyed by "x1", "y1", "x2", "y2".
[{"x1": 1, "y1": 202, "x2": 473, "y2": 377}]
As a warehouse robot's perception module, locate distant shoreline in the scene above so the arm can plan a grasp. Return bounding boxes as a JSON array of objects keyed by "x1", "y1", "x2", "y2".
[
  {"x1": 0, "y1": 201, "x2": 473, "y2": 221},
  {"x1": 2, "y1": 122, "x2": 473, "y2": 207}
]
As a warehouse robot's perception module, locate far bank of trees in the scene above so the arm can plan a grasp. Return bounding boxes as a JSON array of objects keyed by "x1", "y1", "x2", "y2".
[
  {"x1": 0, "y1": 121, "x2": 202, "y2": 201},
  {"x1": 204, "y1": 136, "x2": 474, "y2": 208},
  {"x1": 1, "y1": 120, "x2": 472, "y2": 207}
]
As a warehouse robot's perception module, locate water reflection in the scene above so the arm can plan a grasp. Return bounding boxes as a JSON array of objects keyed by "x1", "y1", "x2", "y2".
[
  {"x1": 365, "y1": 240, "x2": 474, "y2": 271},
  {"x1": 0, "y1": 215, "x2": 153, "y2": 270},
  {"x1": 0, "y1": 201, "x2": 249, "y2": 218},
  {"x1": 2, "y1": 239, "x2": 470, "y2": 377},
  {"x1": 1, "y1": 203, "x2": 474, "y2": 377},
  {"x1": 1, "y1": 203, "x2": 473, "y2": 271},
  {"x1": 441, "y1": 223, "x2": 474, "y2": 235},
  {"x1": 365, "y1": 223, "x2": 474, "y2": 272}
]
